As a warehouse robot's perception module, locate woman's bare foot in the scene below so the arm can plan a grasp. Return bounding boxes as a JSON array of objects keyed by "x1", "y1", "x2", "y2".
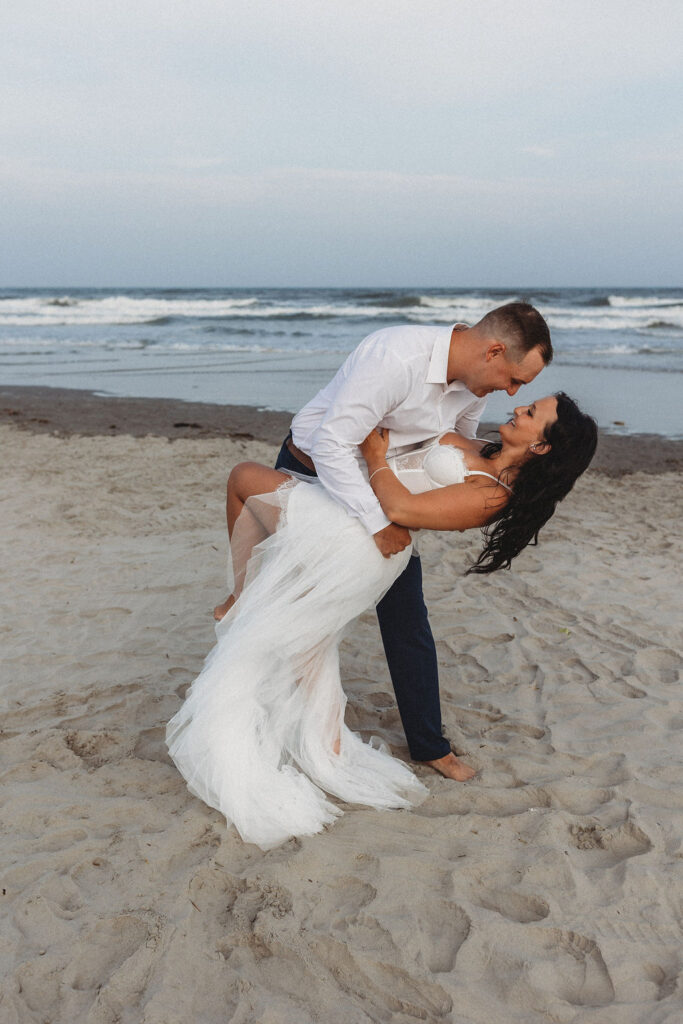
[
  {"x1": 213, "y1": 595, "x2": 236, "y2": 621},
  {"x1": 423, "y1": 752, "x2": 476, "y2": 781}
]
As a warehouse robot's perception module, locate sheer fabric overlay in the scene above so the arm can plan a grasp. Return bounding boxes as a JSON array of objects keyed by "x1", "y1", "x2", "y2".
[
  {"x1": 166, "y1": 441, "x2": 472, "y2": 850},
  {"x1": 167, "y1": 480, "x2": 424, "y2": 850}
]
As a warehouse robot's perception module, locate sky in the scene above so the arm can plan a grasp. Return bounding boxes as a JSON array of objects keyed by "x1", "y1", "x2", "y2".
[{"x1": 1, "y1": 0, "x2": 682, "y2": 287}]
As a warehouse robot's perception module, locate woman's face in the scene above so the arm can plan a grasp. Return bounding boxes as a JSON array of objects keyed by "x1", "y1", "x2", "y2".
[{"x1": 498, "y1": 395, "x2": 558, "y2": 450}]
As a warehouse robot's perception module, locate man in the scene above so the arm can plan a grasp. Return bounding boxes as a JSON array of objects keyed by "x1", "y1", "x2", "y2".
[{"x1": 274, "y1": 302, "x2": 552, "y2": 781}]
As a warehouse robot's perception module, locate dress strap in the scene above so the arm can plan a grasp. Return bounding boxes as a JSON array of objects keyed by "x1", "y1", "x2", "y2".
[{"x1": 464, "y1": 469, "x2": 512, "y2": 492}]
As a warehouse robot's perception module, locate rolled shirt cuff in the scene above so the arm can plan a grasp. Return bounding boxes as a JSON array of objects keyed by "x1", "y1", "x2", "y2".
[{"x1": 360, "y1": 507, "x2": 393, "y2": 536}]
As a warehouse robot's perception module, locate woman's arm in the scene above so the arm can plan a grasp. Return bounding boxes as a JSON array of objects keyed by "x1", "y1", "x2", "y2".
[
  {"x1": 360, "y1": 429, "x2": 507, "y2": 532},
  {"x1": 372, "y1": 474, "x2": 506, "y2": 531}
]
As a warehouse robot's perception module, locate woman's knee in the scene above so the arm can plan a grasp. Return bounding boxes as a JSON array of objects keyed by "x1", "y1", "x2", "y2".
[
  {"x1": 228, "y1": 461, "x2": 283, "y2": 502},
  {"x1": 228, "y1": 462, "x2": 256, "y2": 501}
]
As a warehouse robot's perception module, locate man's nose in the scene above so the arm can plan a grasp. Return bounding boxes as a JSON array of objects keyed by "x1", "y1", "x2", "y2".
[{"x1": 507, "y1": 383, "x2": 521, "y2": 397}]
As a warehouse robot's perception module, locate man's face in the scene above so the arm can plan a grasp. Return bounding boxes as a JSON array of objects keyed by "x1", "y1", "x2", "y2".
[{"x1": 466, "y1": 344, "x2": 546, "y2": 399}]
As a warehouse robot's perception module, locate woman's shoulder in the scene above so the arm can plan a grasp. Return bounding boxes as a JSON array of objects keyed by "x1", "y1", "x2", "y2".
[
  {"x1": 438, "y1": 431, "x2": 486, "y2": 455},
  {"x1": 440, "y1": 430, "x2": 493, "y2": 454}
]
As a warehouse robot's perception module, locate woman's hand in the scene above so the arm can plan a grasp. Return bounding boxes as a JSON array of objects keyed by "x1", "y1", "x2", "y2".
[{"x1": 360, "y1": 426, "x2": 390, "y2": 465}]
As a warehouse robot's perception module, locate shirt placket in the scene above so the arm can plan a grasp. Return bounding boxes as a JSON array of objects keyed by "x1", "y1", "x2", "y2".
[{"x1": 437, "y1": 387, "x2": 448, "y2": 433}]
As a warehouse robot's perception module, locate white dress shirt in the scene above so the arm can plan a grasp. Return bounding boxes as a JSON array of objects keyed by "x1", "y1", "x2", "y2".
[{"x1": 291, "y1": 324, "x2": 487, "y2": 535}]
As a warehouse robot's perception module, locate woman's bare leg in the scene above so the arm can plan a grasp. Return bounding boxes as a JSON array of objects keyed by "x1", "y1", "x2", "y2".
[
  {"x1": 214, "y1": 463, "x2": 342, "y2": 756},
  {"x1": 213, "y1": 462, "x2": 292, "y2": 620}
]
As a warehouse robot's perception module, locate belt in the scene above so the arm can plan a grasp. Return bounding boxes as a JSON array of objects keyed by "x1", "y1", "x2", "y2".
[{"x1": 285, "y1": 435, "x2": 316, "y2": 471}]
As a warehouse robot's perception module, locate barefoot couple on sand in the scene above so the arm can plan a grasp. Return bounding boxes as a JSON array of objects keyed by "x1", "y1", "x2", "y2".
[{"x1": 167, "y1": 303, "x2": 598, "y2": 850}]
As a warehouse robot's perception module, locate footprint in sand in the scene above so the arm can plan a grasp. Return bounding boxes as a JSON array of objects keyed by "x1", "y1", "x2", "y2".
[
  {"x1": 582, "y1": 752, "x2": 631, "y2": 787},
  {"x1": 480, "y1": 924, "x2": 615, "y2": 1009},
  {"x1": 133, "y1": 726, "x2": 173, "y2": 765},
  {"x1": 643, "y1": 962, "x2": 680, "y2": 1001},
  {"x1": 569, "y1": 819, "x2": 652, "y2": 865},
  {"x1": 438, "y1": 647, "x2": 488, "y2": 684},
  {"x1": 13, "y1": 895, "x2": 76, "y2": 947},
  {"x1": 477, "y1": 889, "x2": 550, "y2": 924},
  {"x1": 312, "y1": 933, "x2": 453, "y2": 1020},
  {"x1": 609, "y1": 676, "x2": 647, "y2": 698},
  {"x1": 485, "y1": 720, "x2": 547, "y2": 740},
  {"x1": 308, "y1": 875, "x2": 377, "y2": 929},
  {"x1": 467, "y1": 700, "x2": 505, "y2": 720},
  {"x1": 632, "y1": 647, "x2": 681, "y2": 686},
  {"x1": 61, "y1": 915, "x2": 150, "y2": 991},
  {"x1": 33, "y1": 827, "x2": 88, "y2": 854},
  {"x1": 410, "y1": 900, "x2": 471, "y2": 973},
  {"x1": 547, "y1": 781, "x2": 614, "y2": 815},
  {"x1": 525, "y1": 928, "x2": 615, "y2": 1006},
  {"x1": 465, "y1": 786, "x2": 552, "y2": 819},
  {"x1": 64, "y1": 729, "x2": 127, "y2": 768}
]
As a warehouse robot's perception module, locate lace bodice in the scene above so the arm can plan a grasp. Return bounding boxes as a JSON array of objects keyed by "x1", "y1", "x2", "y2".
[{"x1": 388, "y1": 441, "x2": 509, "y2": 494}]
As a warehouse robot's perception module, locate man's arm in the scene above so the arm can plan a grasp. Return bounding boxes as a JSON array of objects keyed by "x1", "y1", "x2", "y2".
[
  {"x1": 454, "y1": 397, "x2": 488, "y2": 441},
  {"x1": 308, "y1": 336, "x2": 412, "y2": 540}
]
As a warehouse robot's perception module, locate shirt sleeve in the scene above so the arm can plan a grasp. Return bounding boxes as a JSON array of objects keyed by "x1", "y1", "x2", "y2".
[
  {"x1": 454, "y1": 396, "x2": 488, "y2": 439},
  {"x1": 309, "y1": 337, "x2": 413, "y2": 535}
]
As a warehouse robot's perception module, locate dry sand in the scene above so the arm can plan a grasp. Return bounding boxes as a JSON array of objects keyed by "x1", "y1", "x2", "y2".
[{"x1": 1, "y1": 396, "x2": 682, "y2": 1023}]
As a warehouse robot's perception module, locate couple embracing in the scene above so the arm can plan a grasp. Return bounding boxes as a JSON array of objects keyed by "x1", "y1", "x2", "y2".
[{"x1": 167, "y1": 303, "x2": 597, "y2": 850}]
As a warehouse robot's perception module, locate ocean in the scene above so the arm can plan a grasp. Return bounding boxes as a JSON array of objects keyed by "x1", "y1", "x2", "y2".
[{"x1": 1, "y1": 287, "x2": 681, "y2": 437}]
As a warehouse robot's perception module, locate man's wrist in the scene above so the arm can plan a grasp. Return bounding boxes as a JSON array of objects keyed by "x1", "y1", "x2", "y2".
[{"x1": 364, "y1": 508, "x2": 392, "y2": 535}]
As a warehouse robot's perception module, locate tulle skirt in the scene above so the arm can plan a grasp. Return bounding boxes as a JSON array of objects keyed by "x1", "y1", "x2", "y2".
[{"x1": 166, "y1": 479, "x2": 428, "y2": 850}]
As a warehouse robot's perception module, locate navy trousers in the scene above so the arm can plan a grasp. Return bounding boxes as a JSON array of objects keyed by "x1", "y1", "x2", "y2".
[{"x1": 275, "y1": 437, "x2": 451, "y2": 762}]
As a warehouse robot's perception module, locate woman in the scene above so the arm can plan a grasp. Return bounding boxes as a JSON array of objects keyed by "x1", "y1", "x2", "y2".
[{"x1": 167, "y1": 393, "x2": 597, "y2": 850}]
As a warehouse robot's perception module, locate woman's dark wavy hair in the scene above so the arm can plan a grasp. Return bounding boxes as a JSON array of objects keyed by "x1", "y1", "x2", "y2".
[{"x1": 467, "y1": 392, "x2": 598, "y2": 575}]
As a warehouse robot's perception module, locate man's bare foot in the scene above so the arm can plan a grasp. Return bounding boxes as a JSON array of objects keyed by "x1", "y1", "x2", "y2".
[
  {"x1": 213, "y1": 595, "x2": 236, "y2": 621},
  {"x1": 423, "y1": 752, "x2": 476, "y2": 781}
]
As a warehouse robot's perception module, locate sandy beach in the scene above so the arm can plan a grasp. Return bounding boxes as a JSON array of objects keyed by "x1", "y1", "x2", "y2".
[{"x1": 1, "y1": 388, "x2": 682, "y2": 1023}]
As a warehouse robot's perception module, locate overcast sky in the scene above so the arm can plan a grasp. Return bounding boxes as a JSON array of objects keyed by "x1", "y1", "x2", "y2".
[{"x1": 1, "y1": 0, "x2": 682, "y2": 287}]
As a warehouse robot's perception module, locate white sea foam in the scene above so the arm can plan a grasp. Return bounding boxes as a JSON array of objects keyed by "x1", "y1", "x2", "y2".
[
  {"x1": 418, "y1": 294, "x2": 519, "y2": 311},
  {"x1": 608, "y1": 294, "x2": 683, "y2": 308},
  {"x1": 547, "y1": 313, "x2": 682, "y2": 331},
  {"x1": 0, "y1": 295, "x2": 262, "y2": 326},
  {"x1": 3, "y1": 292, "x2": 681, "y2": 332},
  {"x1": 1, "y1": 290, "x2": 682, "y2": 381}
]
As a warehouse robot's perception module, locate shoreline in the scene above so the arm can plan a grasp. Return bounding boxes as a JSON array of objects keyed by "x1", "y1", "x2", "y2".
[{"x1": 2, "y1": 383, "x2": 682, "y2": 477}]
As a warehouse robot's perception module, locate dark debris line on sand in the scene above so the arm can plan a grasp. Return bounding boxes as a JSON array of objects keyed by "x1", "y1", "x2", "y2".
[
  {"x1": 0, "y1": 385, "x2": 292, "y2": 445},
  {"x1": 1, "y1": 384, "x2": 682, "y2": 476}
]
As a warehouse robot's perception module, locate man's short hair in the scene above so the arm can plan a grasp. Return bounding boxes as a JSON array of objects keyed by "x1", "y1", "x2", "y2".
[{"x1": 478, "y1": 302, "x2": 553, "y2": 365}]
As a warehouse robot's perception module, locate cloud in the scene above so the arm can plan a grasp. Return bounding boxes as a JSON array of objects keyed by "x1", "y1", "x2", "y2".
[
  {"x1": 521, "y1": 146, "x2": 555, "y2": 159},
  {"x1": 1, "y1": 0, "x2": 682, "y2": 284}
]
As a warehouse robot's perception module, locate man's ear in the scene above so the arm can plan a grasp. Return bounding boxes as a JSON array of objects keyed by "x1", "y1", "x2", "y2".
[{"x1": 485, "y1": 341, "x2": 506, "y2": 361}]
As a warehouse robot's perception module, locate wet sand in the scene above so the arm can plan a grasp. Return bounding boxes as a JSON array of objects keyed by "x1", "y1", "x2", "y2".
[{"x1": 2, "y1": 383, "x2": 682, "y2": 476}]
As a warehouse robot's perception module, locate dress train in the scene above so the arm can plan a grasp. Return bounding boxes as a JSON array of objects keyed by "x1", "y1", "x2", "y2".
[{"x1": 166, "y1": 480, "x2": 428, "y2": 850}]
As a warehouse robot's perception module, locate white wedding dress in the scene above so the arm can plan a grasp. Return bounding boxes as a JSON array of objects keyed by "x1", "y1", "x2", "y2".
[{"x1": 166, "y1": 440, "x2": 504, "y2": 849}]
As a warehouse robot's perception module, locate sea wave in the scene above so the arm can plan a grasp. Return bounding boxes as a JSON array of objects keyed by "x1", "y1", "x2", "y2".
[
  {"x1": 2, "y1": 292, "x2": 682, "y2": 332},
  {"x1": 359, "y1": 292, "x2": 425, "y2": 307},
  {"x1": 0, "y1": 295, "x2": 262, "y2": 326},
  {"x1": 645, "y1": 319, "x2": 683, "y2": 331},
  {"x1": 608, "y1": 294, "x2": 683, "y2": 308}
]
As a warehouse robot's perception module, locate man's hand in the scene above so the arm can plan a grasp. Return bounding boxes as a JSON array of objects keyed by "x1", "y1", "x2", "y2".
[
  {"x1": 373, "y1": 523, "x2": 412, "y2": 558},
  {"x1": 360, "y1": 426, "x2": 390, "y2": 464}
]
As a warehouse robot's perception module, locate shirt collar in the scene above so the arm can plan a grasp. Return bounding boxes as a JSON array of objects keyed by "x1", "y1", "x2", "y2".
[{"x1": 425, "y1": 325, "x2": 468, "y2": 391}]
